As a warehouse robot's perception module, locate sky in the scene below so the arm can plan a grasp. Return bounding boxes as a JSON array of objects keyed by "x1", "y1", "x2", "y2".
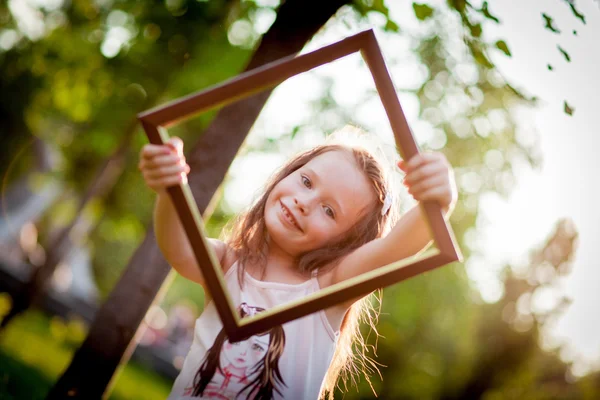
[
  {"x1": 469, "y1": 0, "x2": 600, "y2": 375},
  {"x1": 223, "y1": 0, "x2": 600, "y2": 375}
]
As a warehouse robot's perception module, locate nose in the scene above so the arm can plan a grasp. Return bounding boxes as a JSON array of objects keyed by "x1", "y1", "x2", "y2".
[{"x1": 294, "y1": 196, "x2": 310, "y2": 214}]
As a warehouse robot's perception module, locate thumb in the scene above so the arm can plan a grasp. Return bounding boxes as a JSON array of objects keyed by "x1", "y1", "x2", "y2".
[
  {"x1": 397, "y1": 159, "x2": 407, "y2": 171},
  {"x1": 167, "y1": 137, "x2": 184, "y2": 154}
]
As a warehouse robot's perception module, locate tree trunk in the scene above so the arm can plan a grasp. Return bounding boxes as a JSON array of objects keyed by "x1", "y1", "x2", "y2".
[
  {"x1": 0, "y1": 119, "x2": 138, "y2": 330},
  {"x1": 46, "y1": 0, "x2": 350, "y2": 398}
]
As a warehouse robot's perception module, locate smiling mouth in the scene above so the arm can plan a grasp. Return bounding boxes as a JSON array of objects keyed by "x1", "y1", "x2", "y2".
[{"x1": 280, "y1": 201, "x2": 302, "y2": 232}]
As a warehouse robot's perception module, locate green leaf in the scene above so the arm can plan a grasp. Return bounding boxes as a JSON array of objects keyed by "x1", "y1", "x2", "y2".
[
  {"x1": 565, "y1": 1, "x2": 586, "y2": 24},
  {"x1": 413, "y1": 3, "x2": 434, "y2": 21},
  {"x1": 564, "y1": 100, "x2": 574, "y2": 116},
  {"x1": 384, "y1": 19, "x2": 400, "y2": 32},
  {"x1": 495, "y1": 40, "x2": 511, "y2": 57},
  {"x1": 469, "y1": 23, "x2": 482, "y2": 38},
  {"x1": 542, "y1": 13, "x2": 561, "y2": 33},
  {"x1": 291, "y1": 125, "x2": 301, "y2": 140},
  {"x1": 372, "y1": 0, "x2": 389, "y2": 15},
  {"x1": 547, "y1": 64, "x2": 553, "y2": 71},
  {"x1": 450, "y1": 0, "x2": 466, "y2": 12},
  {"x1": 480, "y1": 1, "x2": 500, "y2": 23},
  {"x1": 472, "y1": 48, "x2": 494, "y2": 68},
  {"x1": 557, "y1": 45, "x2": 571, "y2": 62}
]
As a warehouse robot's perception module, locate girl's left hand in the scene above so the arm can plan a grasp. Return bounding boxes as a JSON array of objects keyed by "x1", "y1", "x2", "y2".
[{"x1": 398, "y1": 152, "x2": 457, "y2": 215}]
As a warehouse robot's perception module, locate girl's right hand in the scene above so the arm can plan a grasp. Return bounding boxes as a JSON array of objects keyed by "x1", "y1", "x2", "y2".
[{"x1": 138, "y1": 137, "x2": 190, "y2": 193}]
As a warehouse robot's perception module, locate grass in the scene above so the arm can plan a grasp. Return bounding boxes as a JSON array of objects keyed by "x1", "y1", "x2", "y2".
[
  {"x1": 0, "y1": 352, "x2": 50, "y2": 400},
  {"x1": 0, "y1": 308, "x2": 173, "y2": 400}
]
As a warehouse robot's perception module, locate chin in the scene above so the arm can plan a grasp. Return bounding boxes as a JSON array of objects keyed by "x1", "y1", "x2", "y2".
[
  {"x1": 265, "y1": 211, "x2": 287, "y2": 241},
  {"x1": 264, "y1": 209, "x2": 297, "y2": 253}
]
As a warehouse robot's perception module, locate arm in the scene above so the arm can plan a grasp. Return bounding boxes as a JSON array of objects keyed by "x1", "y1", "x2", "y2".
[
  {"x1": 154, "y1": 192, "x2": 230, "y2": 287},
  {"x1": 140, "y1": 137, "x2": 233, "y2": 289},
  {"x1": 331, "y1": 152, "x2": 456, "y2": 285},
  {"x1": 331, "y1": 205, "x2": 440, "y2": 285}
]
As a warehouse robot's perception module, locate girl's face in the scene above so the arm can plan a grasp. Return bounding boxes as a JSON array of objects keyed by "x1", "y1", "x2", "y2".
[
  {"x1": 265, "y1": 150, "x2": 376, "y2": 258},
  {"x1": 222, "y1": 335, "x2": 270, "y2": 369}
]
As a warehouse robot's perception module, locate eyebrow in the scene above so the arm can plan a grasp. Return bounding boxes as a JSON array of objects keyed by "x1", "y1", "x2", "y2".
[
  {"x1": 304, "y1": 167, "x2": 345, "y2": 217},
  {"x1": 254, "y1": 337, "x2": 270, "y2": 346}
]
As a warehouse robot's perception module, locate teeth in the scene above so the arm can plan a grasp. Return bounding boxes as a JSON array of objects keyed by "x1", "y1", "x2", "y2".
[{"x1": 281, "y1": 204, "x2": 300, "y2": 230}]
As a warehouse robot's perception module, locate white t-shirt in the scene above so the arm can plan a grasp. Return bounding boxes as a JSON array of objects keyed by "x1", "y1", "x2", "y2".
[{"x1": 167, "y1": 261, "x2": 339, "y2": 400}]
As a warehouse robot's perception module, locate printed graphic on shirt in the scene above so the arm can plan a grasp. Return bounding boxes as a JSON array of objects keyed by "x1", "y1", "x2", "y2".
[{"x1": 183, "y1": 303, "x2": 287, "y2": 399}]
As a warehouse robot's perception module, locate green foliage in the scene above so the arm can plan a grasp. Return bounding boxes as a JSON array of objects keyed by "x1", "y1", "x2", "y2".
[
  {"x1": 543, "y1": 13, "x2": 561, "y2": 33},
  {"x1": 0, "y1": 352, "x2": 51, "y2": 400},
  {"x1": 564, "y1": 100, "x2": 575, "y2": 116},
  {"x1": 469, "y1": 22, "x2": 482, "y2": 38},
  {"x1": 558, "y1": 45, "x2": 571, "y2": 62},
  {"x1": 1, "y1": 0, "x2": 598, "y2": 397},
  {"x1": 564, "y1": 0, "x2": 586, "y2": 24},
  {"x1": 447, "y1": 0, "x2": 585, "y2": 116},
  {"x1": 0, "y1": 311, "x2": 171, "y2": 400},
  {"x1": 162, "y1": 273, "x2": 206, "y2": 311},
  {"x1": 0, "y1": 0, "x2": 257, "y2": 296},
  {"x1": 352, "y1": 0, "x2": 399, "y2": 32},
  {"x1": 495, "y1": 40, "x2": 512, "y2": 57},
  {"x1": 480, "y1": 1, "x2": 500, "y2": 24},
  {"x1": 413, "y1": 3, "x2": 434, "y2": 21}
]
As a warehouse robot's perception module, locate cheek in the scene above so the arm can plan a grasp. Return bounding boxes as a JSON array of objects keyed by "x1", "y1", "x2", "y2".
[
  {"x1": 265, "y1": 192, "x2": 277, "y2": 211},
  {"x1": 252, "y1": 348, "x2": 264, "y2": 357},
  {"x1": 271, "y1": 177, "x2": 293, "y2": 195},
  {"x1": 309, "y1": 218, "x2": 336, "y2": 241}
]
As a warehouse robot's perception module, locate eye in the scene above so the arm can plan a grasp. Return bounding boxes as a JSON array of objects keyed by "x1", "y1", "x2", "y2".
[
  {"x1": 323, "y1": 206, "x2": 335, "y2": 219},
  {"x1": 301, "y1": 175, "x2": 312, "y2": 188},
  {"x1": 252, "y1": 343, "x2": 265, "y2": 352}
]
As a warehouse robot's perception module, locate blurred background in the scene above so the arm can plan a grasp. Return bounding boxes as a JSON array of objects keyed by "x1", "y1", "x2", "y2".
[{"x1": 1, "y1": 0, "x2": 599, "y2": 398}]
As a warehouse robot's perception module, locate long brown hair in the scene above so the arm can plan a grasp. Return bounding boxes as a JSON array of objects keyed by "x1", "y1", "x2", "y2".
[{"x1": 224, "y1": 142, "x2": 398, "y2": 397}]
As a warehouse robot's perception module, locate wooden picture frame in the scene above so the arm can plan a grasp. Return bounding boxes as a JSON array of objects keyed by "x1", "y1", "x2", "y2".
[{"x1": 137, "y1": 29, "x2": 462, "y2": 342}]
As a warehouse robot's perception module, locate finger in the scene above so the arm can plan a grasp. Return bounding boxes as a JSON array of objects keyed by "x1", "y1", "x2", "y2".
[
  {"x1": 405, "y1": 152, "x2": 429, "y2": 172},
  {"x1": 408, "y1": 173, "x2": 446, "y2": 194},
  {"x1": 146, "y1": 174, "x2": 187, "y2": 191},
  {"x1": 145, "y1": 163, "x2": 188, "y2": 180},
  {"x1": 397, "y1": 159, "x2": 407, "y2": 172},
  {"x1": 167, "y1": 137, "x2": 184, "y2": 155},
  {"x1": 149, "y1": 153, "x2": 185, "y2": 168},
  {"x1": 404, "y1": 161, "x2": 445, "y2": 186},
  {"x1": 139, "y1": 154, "x2": 183, "y2": 173},
  {"x1": 412, "y1": 186, "x2": 452, "y2": 207},
  {"x1": 140, "y1": 144, "x2": 171, "y2": 160},
  {"x1": 405, "y1": 152, "x2": 443, "y2": 173}
]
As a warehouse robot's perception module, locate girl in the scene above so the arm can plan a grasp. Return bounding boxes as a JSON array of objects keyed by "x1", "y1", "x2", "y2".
[{"x1": 138, "y1": 130, "x2": 456, "y2": 399}]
